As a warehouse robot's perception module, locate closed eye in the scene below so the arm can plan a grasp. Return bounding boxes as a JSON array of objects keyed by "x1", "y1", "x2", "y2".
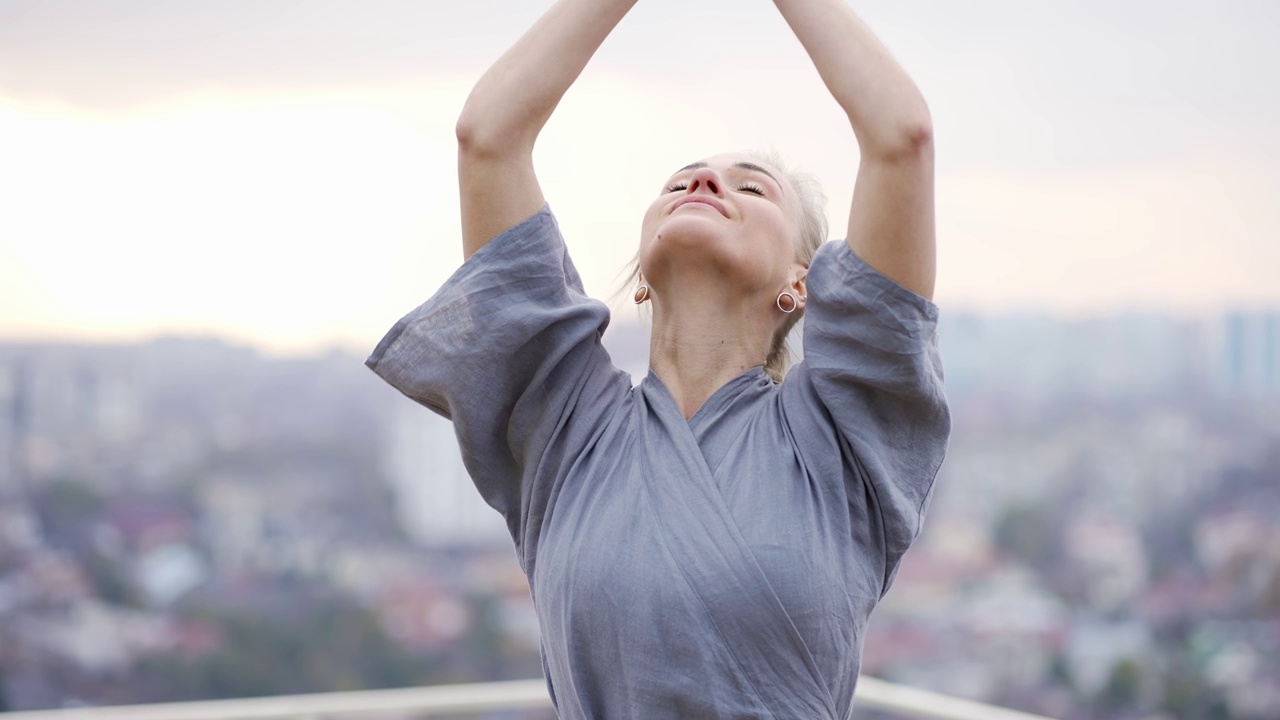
[{"x1": 663, "y1": 182, "x2": 765, "y2": 195}]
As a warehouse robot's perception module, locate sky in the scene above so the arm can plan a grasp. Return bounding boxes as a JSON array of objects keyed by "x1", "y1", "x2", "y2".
[{"x1": 1, "y1": 0, "x2": 1277, "y2": 355}]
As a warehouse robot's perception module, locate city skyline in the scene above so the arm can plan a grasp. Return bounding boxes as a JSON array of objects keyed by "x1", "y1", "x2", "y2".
[
  {"x1": 2, "y1": 0, "x2": 1277, "y2": 355},
  {"x1": 1, "y1": 307, "x2": 1276, "y2": 716}
]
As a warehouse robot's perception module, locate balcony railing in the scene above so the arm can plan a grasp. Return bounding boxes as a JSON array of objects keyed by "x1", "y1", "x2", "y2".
[{"x1": 0, "y1": 677, "x2": 1056, "y2": 720}]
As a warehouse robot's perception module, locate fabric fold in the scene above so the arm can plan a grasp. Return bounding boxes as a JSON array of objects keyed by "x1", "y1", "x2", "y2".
[{"x1": 637, "y1": 375, "x2": 841, "y2": 719}]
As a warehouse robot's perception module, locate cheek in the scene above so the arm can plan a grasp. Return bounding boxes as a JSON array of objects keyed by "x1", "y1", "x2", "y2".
[
  {"x1": 637, "y1": 203, "x2": 665, "y2": 271},
  {"x1": 640, "y1": 206, "x2": 655, "y2": 231},
  {"x1": 752, "y1": 210, "x2": 798, "y2": 260},
  {"x1": 638, "y1": 209, "x2": 658, "y2": 255},
  {"x1": 641, "y1": 197, "x2": 668, "y2": 236}
]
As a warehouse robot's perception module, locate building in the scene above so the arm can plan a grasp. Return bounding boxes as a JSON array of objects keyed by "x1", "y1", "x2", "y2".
[
  {"x1": 1210, "y1": 309, "x2": 1280, "y2": 399},
  {"x1": 384, "y1": 401, "x2": 510, "y2": 547}
]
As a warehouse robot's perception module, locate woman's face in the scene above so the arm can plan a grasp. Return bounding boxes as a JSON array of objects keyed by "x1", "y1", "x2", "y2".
[{"x1": 639, "y1": 153, "x2": 803, "y2": 299}]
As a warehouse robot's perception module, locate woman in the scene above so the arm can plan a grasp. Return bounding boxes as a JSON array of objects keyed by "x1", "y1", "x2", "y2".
[{"x1": 367, "y1": 0, "x2": 951, "y2": 717}]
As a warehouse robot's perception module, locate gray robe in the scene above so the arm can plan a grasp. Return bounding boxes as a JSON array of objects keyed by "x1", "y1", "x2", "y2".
[{"x1": 366, "y1": 207, "x2": 951, "y2": 719}]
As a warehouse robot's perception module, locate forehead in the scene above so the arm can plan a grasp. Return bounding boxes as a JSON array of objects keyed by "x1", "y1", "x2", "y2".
[{"x1": 674, "y1": 153, "x2": 782, "y2": 178}]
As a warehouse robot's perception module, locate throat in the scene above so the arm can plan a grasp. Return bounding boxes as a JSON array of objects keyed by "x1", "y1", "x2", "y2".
[
  {"x1": 649, "y1": 358, "x2": 764, "y2": 421},
  {"x1": 645, "y1": 287, "x2": 777, "y2": 420}
]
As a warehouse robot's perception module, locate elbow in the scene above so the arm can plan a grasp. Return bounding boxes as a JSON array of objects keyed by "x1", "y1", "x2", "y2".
[
  {"x1": 454, "y1": 111, "x2": 494, "y2": 158},
  {"x1": 900, "y1": 119, "x2": 934, "y2": 154},
  {"x1": 865, "y1": 118, "x2": 934, "y2": 163},
  {"x1": 852, "y1": 89, "x2": 933, "y2": 161},
  {"x1": 455, "y1": 104, "x2": 535, "y2": 160},
  {"x1": 455, "y1": 106, "x2": 519, "y2": 158},
  {"x1": 454, "y1": 112, "x2": 477, "y2": 151}
]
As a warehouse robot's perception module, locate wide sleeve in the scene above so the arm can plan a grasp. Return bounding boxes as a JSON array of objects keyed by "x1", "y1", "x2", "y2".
[
  {"x1": 364, "y1": 206, "x2": 627, "y2": 544},
  {"x1": 783, "y1": 238, "x2": 952, "y2": 595}
]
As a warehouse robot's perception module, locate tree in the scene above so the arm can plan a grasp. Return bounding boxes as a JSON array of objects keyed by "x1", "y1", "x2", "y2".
[
  {"x1": 138, "y1": 593, "x2": 434, "y2": 702},
  {"x1": 994, "y1": 502, "x2": 1060, "y2": 569},
  {"x1": 1098, "y1": 658, "x2": 1142, "y2": 711}
]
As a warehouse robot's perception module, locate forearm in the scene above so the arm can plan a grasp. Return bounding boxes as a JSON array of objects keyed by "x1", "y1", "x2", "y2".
[
  {"x1": 456, "y1": 0, "x2": 639, "y2": 156},
  {"x1": 772, "y1": 0, "x2": 931, "y2": 158}
]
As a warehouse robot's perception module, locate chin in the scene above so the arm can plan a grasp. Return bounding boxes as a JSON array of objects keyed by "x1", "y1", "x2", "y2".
[
  {"x1": 650, "y1": 223, "x2": 722, "y2": 258},
  {"x1": 646, "y1": 231, "x2": 753, "y2": 284}
]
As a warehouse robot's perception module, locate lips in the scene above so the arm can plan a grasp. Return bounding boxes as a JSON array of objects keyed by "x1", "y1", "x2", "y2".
[{"x1": 672, "y1": 196, "x2": 728, "y2": 218}]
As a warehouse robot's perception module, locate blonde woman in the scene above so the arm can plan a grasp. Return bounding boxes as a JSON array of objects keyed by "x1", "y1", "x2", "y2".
[{"x1": 367, "y1": 0, "x2": 951, "y2": 717}]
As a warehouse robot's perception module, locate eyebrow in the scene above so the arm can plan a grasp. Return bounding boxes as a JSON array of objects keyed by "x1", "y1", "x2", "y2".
[{"x1": 676, "y1": 161, "x2": 782, "y2": 188}]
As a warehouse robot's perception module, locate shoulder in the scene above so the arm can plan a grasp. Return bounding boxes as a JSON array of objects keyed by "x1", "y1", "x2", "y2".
[{"x1": 804, "y1": 239, "x2": 940, "y2": 358}]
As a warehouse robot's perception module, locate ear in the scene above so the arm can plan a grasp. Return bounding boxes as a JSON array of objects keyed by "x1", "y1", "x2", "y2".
[{"x1": 792, "y1": 268, "x2": 808, "y2": 309}]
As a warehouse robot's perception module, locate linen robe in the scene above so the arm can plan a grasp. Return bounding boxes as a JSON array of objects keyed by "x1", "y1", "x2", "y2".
[{"x1": 366, "y1": 206, "x2": 951, "y2": 719}]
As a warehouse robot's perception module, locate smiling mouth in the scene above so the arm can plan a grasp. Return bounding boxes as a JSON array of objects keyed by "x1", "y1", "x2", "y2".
[{"x1": 673, "y1": 197, "x2": 728, "y2": 217}]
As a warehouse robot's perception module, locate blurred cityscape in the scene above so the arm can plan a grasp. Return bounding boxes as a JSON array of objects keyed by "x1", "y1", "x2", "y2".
[{"x1": 0, "y1": 309, "x2": 1277, "y2": 719}]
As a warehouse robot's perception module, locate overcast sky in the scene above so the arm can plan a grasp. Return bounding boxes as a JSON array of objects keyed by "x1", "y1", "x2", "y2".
[{"x1": 1, "y1": 0, "x2": 1277, "y2": 353}]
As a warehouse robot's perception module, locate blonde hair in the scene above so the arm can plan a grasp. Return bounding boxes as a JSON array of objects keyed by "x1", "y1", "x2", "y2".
[{"x1": 613, "y1": 150, "x2": 828, "y2": 382}]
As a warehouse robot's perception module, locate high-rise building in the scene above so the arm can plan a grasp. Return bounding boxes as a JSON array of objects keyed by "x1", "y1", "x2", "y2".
[
  {"x1": 936, "y1": 311, "x2": 1202, "y2": 402},
  {"x1": 384, "y1": 400, "x2": 510, "y2": 547},
  {"x1": 3, "y1": 359, "x2": 31, "y2": 498},
  {"x1": 1211, "y1": 310, "x2": 1280, "y2": 398}
]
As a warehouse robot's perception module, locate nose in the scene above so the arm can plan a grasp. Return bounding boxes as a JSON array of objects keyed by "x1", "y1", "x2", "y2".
[{"x1": 686, "y1": 166, "x2": 725, "y2": 197}]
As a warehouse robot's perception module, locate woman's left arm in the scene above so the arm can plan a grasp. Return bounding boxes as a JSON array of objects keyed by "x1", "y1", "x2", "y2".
[{"x1": 772, "y1": 0, "x2": 936, "y2": 300}]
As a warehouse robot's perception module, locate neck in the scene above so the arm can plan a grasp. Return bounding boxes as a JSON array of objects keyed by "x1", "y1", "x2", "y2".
[{"x1": 647, "y1": 283, "x2": 775, "y2": 420}]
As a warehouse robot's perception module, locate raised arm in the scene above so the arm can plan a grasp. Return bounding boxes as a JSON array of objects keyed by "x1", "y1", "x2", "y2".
[
  {"x1": 772, "y1": 0, "x2": 936, "y2": 300},
  {"x1": 456, "y1": 0, "x2": 639, "y2": 260}
]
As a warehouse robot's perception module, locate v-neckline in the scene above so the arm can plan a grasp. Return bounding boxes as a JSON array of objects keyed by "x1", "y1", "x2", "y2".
[
  {"x1": 643, "y1": 365, "x2": 770, "y2": 429},
  {"x1": 633, "y1": 365, "x2": 840, "y2": 719}
]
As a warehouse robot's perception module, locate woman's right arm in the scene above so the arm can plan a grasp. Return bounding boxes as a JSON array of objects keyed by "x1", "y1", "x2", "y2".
[{"x1": 456, "y1": 0, "x2": 639, "y2": 260}]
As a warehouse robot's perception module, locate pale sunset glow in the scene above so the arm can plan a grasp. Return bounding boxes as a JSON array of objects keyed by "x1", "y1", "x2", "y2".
[
  {"x1": 0, "y1": 92, "x2": 452, "y2": 350},
  {"x1": 1, "y1": 0, "x2": 1276, "y2": 354}
]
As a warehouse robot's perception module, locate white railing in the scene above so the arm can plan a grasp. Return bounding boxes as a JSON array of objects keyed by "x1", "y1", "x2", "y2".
[{"x1": 0, "y1": 677, "x2": 1057, "y2": 720}]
